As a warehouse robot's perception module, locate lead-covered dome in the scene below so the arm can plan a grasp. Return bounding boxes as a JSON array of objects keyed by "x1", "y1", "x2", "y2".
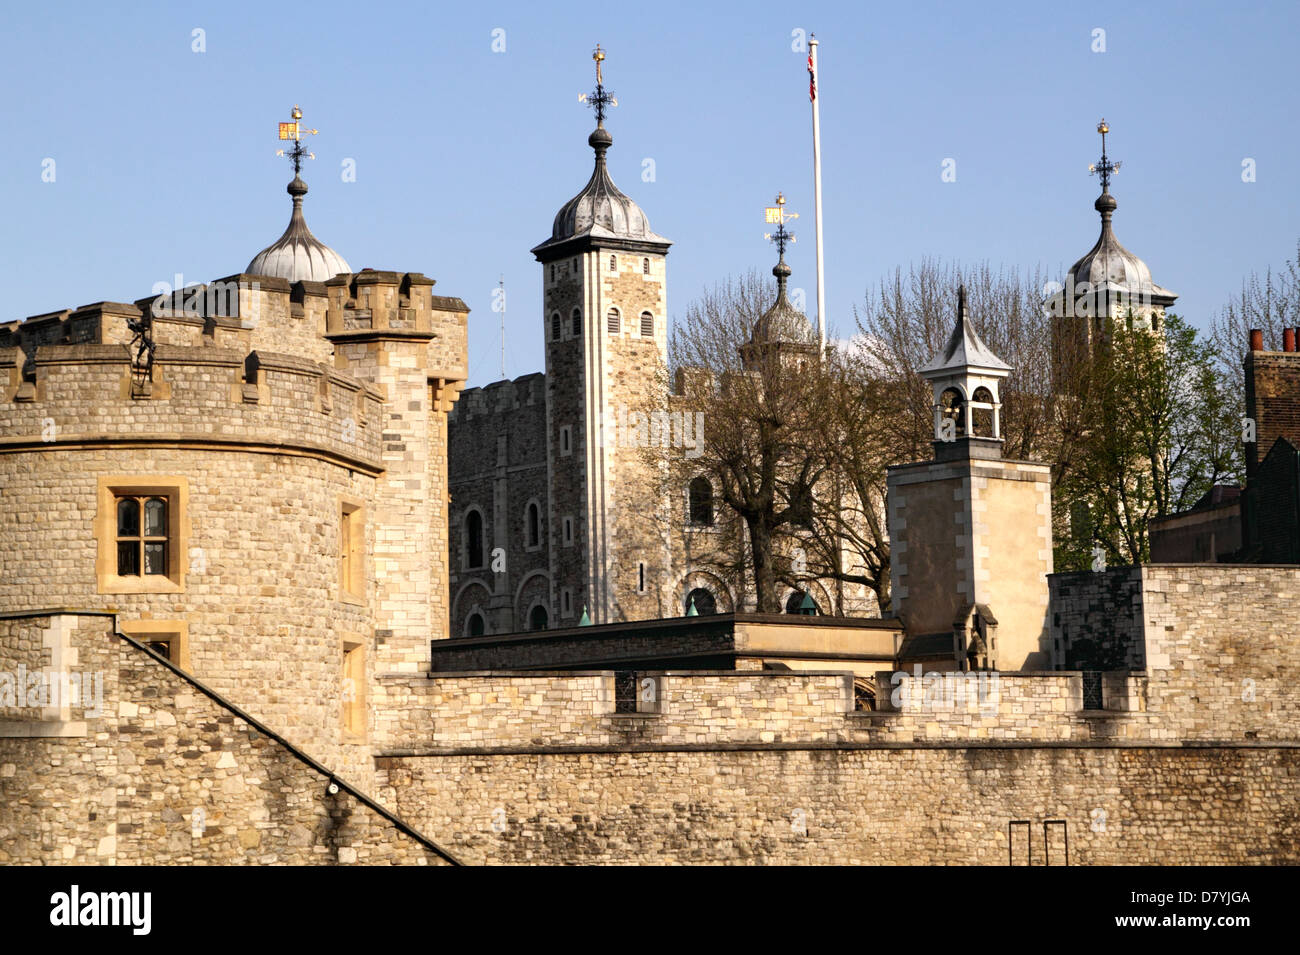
[
  {"x1": 246, "y1": 176, "x2": 351, "y2": 283},
  {"x1": 533, "y1": 125, "x2": 670, "y2": 257},
  {"x1": 747, "y1": 257, "x2": 817, "y2": 350},
  {"x1": 1064, "y1": 191, "x2": 1174, "y2": 302}
]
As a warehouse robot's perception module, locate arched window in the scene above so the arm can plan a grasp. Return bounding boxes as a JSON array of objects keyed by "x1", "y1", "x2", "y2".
[
  {"x1": 688, "y1": 477, "x2": 714, "y2": 526},
  {"x1": 465, "y1": 509, "x2": 484, "y2": 568},
  {"x1": 971, "y1": 386, "x2": 994, "y2": 437},
  {"x1": 785, "y1": 590, "x2": 819, "y2": 615},
  {"x1": 607, "y1": 308, "x2": 621, "y2": 334},
  {"x1": 609, "y1": 255, "x2": 617, "y2": 272},
  {"x1": 528, "y1": 604, "x2": 549, "y2": 631},
  {"x1": 642, "y1": 257, "x2": 650, "y2": 274},
  {"x1": 571, "y1": 308, "x2": 581, "y2": 337},
  {"x1": 939, "y1": 387, "x2": 966, "y2": 438},
  {"x1": 525, "y1": 501, "x2": 540, "y2": 548},
  {"x1": 466, "y1": 612, "x2": 485, "y2": 637},
  {"x1": 685, "y1": 588, "x2": 717, "y2": 616},
  {"x1": 551, "y1": 312, "x2": 561, "y2": 341},
  {"x1": 640, "y1": 311, "x2": 654, "y2": 337}
]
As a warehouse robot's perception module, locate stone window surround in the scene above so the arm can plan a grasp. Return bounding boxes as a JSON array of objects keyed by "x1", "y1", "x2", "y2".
[
  {"x1": 562, "y1": 516, "x2": 574, "y2": 547},
  {"x1": 686, "y1": 475, "x2": 716, "y2": 528},
  {"x1": 559, "y1": 425, "x2": 572, "y2": 456},
  {"x1": 463, "y1": 609, "x2": 487, "y2": 638},
  {"x1": 462, "y1": 505, "x2": 487, "y2": 571},
  {"x1": 523, "y1": 498, "x2": 543, "y2": 552},
  {"x1": 525, "y1": 601, "x2": 549, "y2": 631},
  {"x1": 339, "y1": 496, "x2": 365, "y2": 606},
  {"x1": 341, "y1": 634, "x2": 366, "y2": 741},
  {"x1": 560, "y1": 588, "x2": 573, "y2": 617},
  {"x1": 120, "y1": 618, "x2": 191, "y2": 671},
  {"x1": 95, "y1": 476, "x2": 189, "y2": 595}
]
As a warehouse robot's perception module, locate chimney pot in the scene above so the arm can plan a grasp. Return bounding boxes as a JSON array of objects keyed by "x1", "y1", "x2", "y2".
[
  {"x1": 1250, "y1": 329, "x2": 1264, "y2": 351},
  {"x1": 1286, "y1": 328, "x2": 1298, "y2": 353}
]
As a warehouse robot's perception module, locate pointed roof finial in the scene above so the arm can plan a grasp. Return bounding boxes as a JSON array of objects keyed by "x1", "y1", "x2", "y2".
[
  {"x1": 1088, "y1": 118, "x2": 1122, "y2": 223},
  {"x1": 764, "y1": 192, "x2": 799, "y2": 284},
  {"x1": 749, "y1": 192, "x2": 815, "y2": 347},
  {"x1": 958, "y1": 283, "x2": 968, "y2": 320},
  {"x1": 578, "y1": 44, "x2": 618, "y2": 129},
  {"x1": 276, "y1": 104, "x2": 318, "y2": 179}
]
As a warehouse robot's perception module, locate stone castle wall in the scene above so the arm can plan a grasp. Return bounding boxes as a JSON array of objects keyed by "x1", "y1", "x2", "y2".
[
  {"x1": 0, "y1": 268, "x2": 468, "y2": 785},
  {"x1": 1049, "y1": 566, "x2": 1146, "y2": 670},
  {"x1": 0, "y1": 614, "x2": 451, "y2": 865},
  {"x1": 380, "y1": 744, "x2": 1298, "y2": 865},
  {"x1": 448, "y1": 374, "x2": 550, "y2": 637}
]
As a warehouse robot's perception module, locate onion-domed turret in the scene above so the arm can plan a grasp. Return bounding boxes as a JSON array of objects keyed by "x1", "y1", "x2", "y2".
[
  {"x1": 246, "y1": 175, "x2": 351, "y2": 283},
  {"x1": 531, "y1": 50, "x2": 669, "y2": 260},
  {"x1": 750, "y1": 256, "x2": 816, "y2": 347},
  {"x1": 247, "y1": 106, "x2": 351, "y2": 284},
  {"x1": 743, "y1": 194, "x2": 817, "y2": 360},
  {"x1": 1050, "y1": 120, "x2": 1177, "y2": 319}
]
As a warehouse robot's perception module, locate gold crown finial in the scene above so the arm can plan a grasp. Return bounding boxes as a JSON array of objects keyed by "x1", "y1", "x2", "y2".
[
  {"x1": 276, "y1": 104, "x2": 318, "y2": 175},
  {"x1": 593, "y1": 44, "x2": 605, "y2": 84},
  {"x1": 765, "y1": 193, "x2": 797, "y2": 225},
  {"x1": 1097, "y1": 118, "x2": 1109, "y2": 135}
]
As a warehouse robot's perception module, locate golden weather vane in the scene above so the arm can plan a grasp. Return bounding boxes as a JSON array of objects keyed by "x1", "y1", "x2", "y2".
[
  {"x1": 764, "y1": 192, "x2": 799, "y2": 255},
  {"x1": 275, "y1": 104, "x2": 318, "y2": 176},
  {"x1": 1087, "y1": 118, "x2": 1121, "y2": 189},
  {"x1": 577, "y1": 45, "x2": 618, "y2": 123}
]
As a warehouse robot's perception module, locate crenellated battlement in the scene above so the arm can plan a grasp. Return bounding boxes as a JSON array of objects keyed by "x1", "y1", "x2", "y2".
[
  {"x1": 453, "y1": 372, "x2": 546, "y2": 421},
  {"x1": 0, "y1": 341, "x2": 385, "y2": 471}
]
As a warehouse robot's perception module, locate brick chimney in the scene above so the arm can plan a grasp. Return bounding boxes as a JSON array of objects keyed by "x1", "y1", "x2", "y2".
[{"x1": 1244, "y1": 328, "x2": 1300, "y2": 474}]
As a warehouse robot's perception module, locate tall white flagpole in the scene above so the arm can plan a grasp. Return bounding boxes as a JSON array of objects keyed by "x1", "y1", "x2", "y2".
[{"x1": 809, "y1": 35, "x2": 826, "y2": 353}]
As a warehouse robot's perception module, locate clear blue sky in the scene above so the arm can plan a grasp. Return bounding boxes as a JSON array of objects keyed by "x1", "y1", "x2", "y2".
[{"x1": 2, "y1": 0, "x2": 1296, "y2": 386}]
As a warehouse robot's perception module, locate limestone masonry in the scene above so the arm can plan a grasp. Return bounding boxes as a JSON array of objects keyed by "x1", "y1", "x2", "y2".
[{"x1": 1, "y1": 78, "x2": 1297, "y2": 864}]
